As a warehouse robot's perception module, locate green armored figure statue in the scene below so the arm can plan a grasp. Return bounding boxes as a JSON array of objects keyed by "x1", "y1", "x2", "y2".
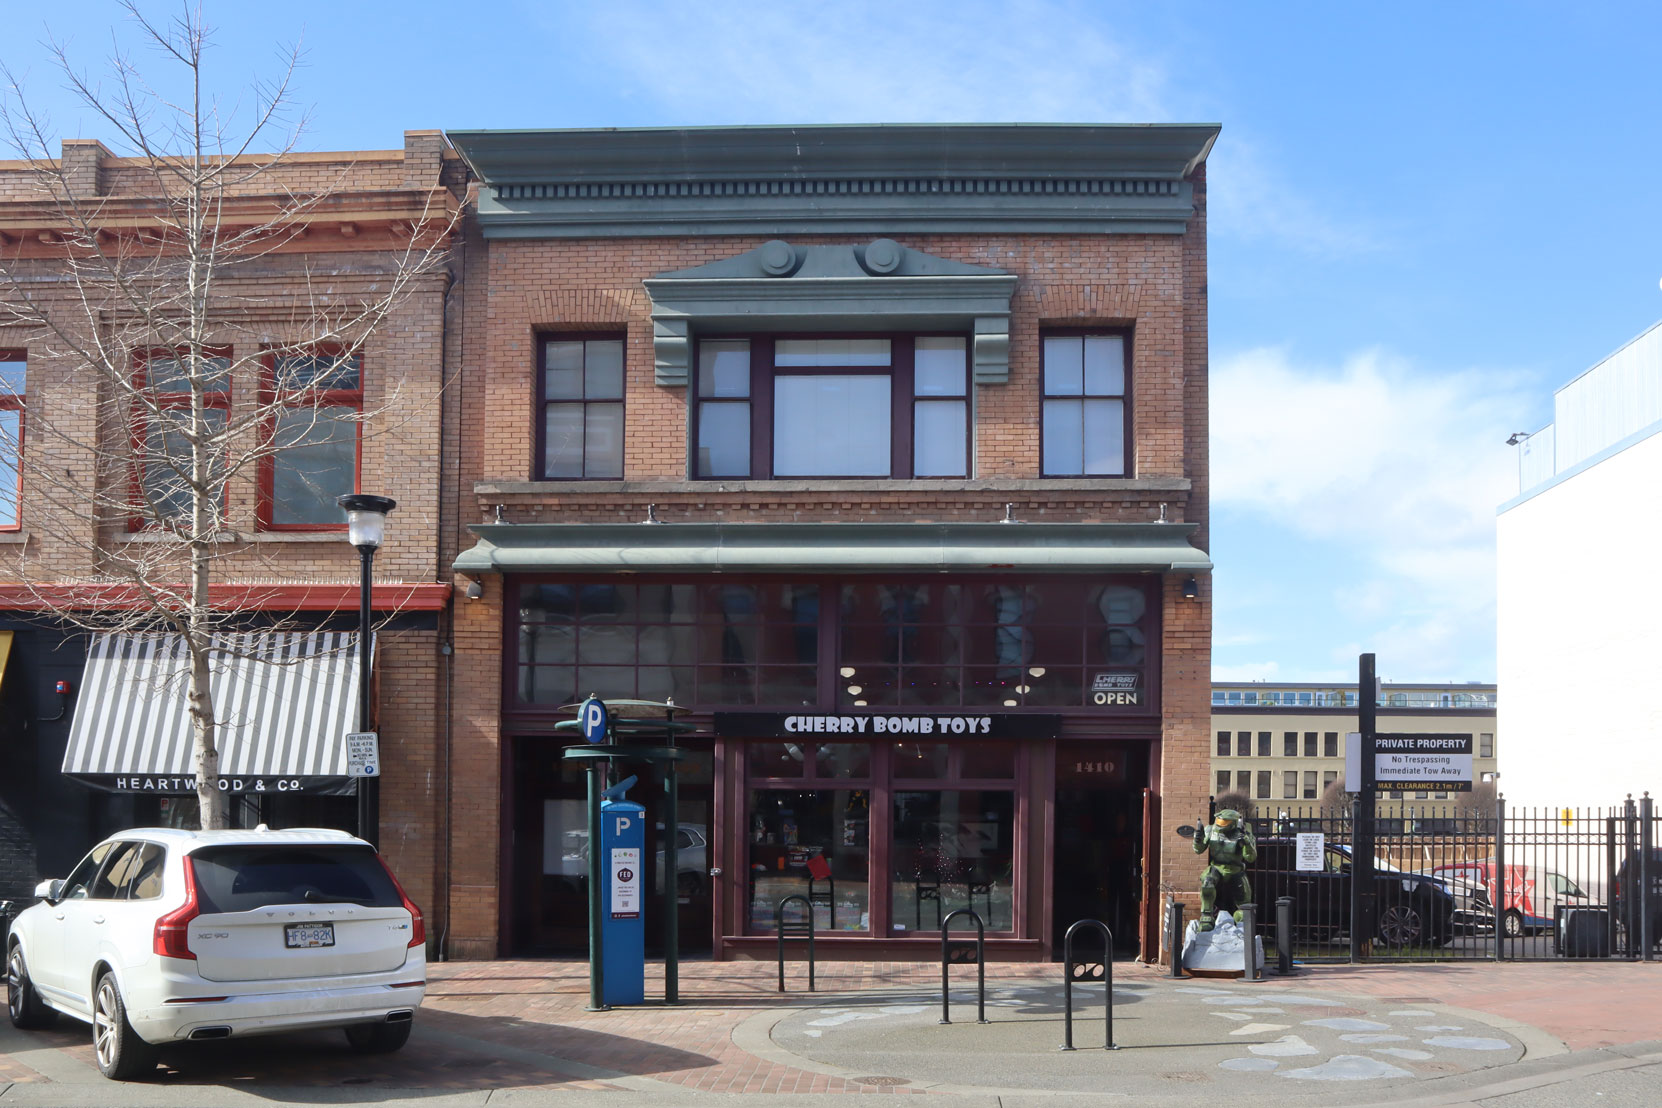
[{"x1": 1192, "y1": 808, "x2": 1256, "y2": 931}]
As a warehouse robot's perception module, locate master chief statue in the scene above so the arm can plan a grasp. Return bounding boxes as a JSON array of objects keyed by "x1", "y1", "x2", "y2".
[{"x1": 1192, "y1": 809, "x2": 1256, "y2": 930}]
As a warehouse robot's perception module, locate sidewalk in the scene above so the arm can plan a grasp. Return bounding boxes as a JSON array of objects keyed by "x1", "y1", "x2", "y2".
[{"x1": 3, "y1": 956, "x2": 1661, "y2": 1106}]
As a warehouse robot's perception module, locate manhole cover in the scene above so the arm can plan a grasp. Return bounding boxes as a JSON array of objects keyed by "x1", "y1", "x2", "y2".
[{"x1": 857, "y1": 1076, "x2": 911, "y2": 1087}]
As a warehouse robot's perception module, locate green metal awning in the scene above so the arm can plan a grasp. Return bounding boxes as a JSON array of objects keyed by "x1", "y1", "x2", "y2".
[{"x1": 453, "y1": 521, "x2": 1210, "y2": 575}]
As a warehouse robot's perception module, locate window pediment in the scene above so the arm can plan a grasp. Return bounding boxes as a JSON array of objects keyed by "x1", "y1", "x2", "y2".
[{"x1": 644, "y1": 240, "x2": 1016, "y2": 387}]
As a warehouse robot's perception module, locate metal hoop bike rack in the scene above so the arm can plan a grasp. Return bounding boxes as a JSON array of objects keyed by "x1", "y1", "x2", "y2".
[
  {"x1": 776, "y1": 894, "x2": 816, "y2": 993},
  {"x1": 938, "y1": 908, "x2": 988, "y2": 1025},
  {"x1": 1059, "y1": 919, "x2": 1117, "y2": 1051}
]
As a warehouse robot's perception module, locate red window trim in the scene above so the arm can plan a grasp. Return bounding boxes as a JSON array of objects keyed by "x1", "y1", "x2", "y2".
[
  {"x1": 0, "y1": 349, "x2": 24, "y2": 532},
  {"x1": 255, "y1": 345, "x2": 363, "y2": 532},
  {"x1": 128, "y1": 347, "x2": 233, "y2": 533}
]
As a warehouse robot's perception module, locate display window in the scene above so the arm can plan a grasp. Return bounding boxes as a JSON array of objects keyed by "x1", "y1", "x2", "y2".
[{"x1": 744, "y1": 739, "x2": 1022, "y2": 938}]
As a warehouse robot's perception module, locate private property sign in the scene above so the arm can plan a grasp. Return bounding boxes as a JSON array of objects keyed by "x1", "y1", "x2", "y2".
[{"x1": 1346, "y1": 732, "x2": 1474, "y2": 792}]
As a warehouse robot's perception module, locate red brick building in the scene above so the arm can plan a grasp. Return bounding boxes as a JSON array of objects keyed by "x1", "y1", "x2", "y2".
[
  {"x1": 442, "y1": 124, "x2": 1218, "y2": 962},
  {"x1": 0, "y1": 132, "x2": 458, "y2": 922}
]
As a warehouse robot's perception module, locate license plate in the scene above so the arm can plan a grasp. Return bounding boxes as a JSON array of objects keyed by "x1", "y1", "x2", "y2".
[{"x1": 284, "y1": 922, "x2": 335, "y2": 949}]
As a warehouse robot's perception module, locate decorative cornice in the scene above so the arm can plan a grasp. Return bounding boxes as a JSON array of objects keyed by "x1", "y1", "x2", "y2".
[
  {"x1": 448, "y1": 123, "x2": 1218, "y2": 239},
  {"x1": 643, "y1": 240, "x2": 1017, "y2": 386}
]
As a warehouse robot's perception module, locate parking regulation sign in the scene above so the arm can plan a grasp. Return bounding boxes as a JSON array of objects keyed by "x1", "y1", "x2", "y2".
[
  {"x1": 579, "y1": 696, "x2": 610, "y2": 744},
  {"x1": 345, "y1": 732, "x2": 380, "y2": 778}
]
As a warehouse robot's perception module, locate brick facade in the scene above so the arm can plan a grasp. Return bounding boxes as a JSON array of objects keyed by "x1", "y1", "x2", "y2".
[
  {"x1": 0, "y1": 132, "x2": 459, "y2": 924},
  {"x1": 442, "y1": 128, "x2": 1215, "y2": 961}
]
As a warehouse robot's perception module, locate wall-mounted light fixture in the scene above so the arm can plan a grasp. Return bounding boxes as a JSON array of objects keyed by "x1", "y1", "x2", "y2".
[
  {"x1": 1505, "y1": 432, "x2": 1532, "y2": 446},
  {"x1": 465, "y1": 576, "x2": 484, "y2": 600},
  {"x1": 1182, "y1": 576, "x2": 1199, "y2": 600}
]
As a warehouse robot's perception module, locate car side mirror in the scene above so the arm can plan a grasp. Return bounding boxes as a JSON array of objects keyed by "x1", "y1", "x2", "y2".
[{"x1": 34, "y1": 878, "x2": 63, "y2": 902}]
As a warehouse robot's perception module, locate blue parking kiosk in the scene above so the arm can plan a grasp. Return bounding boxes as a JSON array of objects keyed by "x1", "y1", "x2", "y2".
[{"x1": 599, "y1": 788, "x2": 646, "y2": 1006}]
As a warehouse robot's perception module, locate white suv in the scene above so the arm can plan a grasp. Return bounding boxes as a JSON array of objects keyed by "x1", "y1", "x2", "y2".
[{"x1": 6, "y1": 827, "x2": 426, "y2": 1079}]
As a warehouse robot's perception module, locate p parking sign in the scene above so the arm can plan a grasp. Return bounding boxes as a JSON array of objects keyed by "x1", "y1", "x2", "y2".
[{"x1": 579, "y1": 696, "x2": 610, "y2": 744}]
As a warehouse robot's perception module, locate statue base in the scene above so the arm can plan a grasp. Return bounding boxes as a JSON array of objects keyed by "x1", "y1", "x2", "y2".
[{"x1": 1180, "y1": 915, "x2": 1264, "y2": 978}]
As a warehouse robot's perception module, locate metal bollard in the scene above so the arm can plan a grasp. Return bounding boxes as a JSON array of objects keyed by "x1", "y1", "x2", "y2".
[
  {"x1": 1167, "y1": 899, "x2": 1186, "y2": 977},
  {"x1": 1275, "y1": 896, "x2": 1294, "y2": 975},
  {"x1": 1240, "y1": 903, "x2": 1260, "y2": 981}
]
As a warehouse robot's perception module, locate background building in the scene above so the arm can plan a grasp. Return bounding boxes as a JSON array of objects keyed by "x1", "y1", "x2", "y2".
[
  {"x1": 442, "y1": 123, "x2": 1219, "y2": 962},
  {"x1": 1211, "y1": 681, "x2": 1498, "y2": 826},
  {"x1": 1498, "y1": 321, "x2": 1662, "y2": 812}
]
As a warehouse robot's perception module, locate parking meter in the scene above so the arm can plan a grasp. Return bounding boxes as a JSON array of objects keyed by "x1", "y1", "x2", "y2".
[{"x1": 599, "y1": 795, "x2": 646, "y2": 1005}]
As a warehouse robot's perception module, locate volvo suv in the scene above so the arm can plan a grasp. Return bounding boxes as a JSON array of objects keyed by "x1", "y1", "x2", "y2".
[{"x1": 6, "y1": 827, "x2": 425, "y2": 1079}]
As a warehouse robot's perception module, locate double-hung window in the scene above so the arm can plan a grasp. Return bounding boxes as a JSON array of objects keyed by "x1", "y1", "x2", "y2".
[
  {"x1": 0, "y1": 352, "x2": 23, "y2": 529},
  {"x1": 133, "y1": 349, "x2": 230, "y2": 527},
  {"x1": 539, "y1": 336, "x2": 623, "y2": 479},
  {"x1": 259, "y1": 349, "x2": 362, "y2": 529},
  {"x1": 693, "y1": 336, "x2": 969, "y2": 479},
  {"x1": 1041, "y1": 332, "x2": 1128, "y2": 476}
]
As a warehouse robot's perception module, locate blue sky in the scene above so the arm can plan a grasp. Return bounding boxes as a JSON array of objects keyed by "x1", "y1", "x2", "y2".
[{"x1": 8, "y1": 1, "x2": 1661, "y2": 683}]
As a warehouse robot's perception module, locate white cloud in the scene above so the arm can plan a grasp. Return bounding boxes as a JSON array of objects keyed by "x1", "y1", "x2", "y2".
[
  {"x1": 1212, "y1": 346, "x2": 1533, "y2": 680},
  {"x1": 565, "y1": 0, "x2": 1173, "y2": 124},
  {"x1": 1206, "y1": 139, "x2": 1386, "y2": 257}
]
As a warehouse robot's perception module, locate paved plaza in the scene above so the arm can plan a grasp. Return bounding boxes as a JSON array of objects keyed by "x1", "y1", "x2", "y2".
[{"x1": 3, "y1": 957, "x2": 1661, "y2": 1106}]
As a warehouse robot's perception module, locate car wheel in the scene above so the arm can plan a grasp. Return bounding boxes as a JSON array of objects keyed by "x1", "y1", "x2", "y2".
[
  {"x1": 1502, "y1": 909, "x2": 1524, "y2": 939},
  {"x1": 7, "y1": 946, "x2": 57, "y2": 1030},
  {"x1": 1377, "y1": 904, "x2": 1425, "y2": 947},
  {"x1": 92, "y1": 972, "x2": 157, "y2": 1080},
  {"x1": 344, "y1": 1019, "x2": 413, "y2": 1054}
]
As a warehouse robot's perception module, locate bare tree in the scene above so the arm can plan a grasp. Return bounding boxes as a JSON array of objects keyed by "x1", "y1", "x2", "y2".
[{"x1": 0, "y1": 6, "x2": 455, "y2": 828}]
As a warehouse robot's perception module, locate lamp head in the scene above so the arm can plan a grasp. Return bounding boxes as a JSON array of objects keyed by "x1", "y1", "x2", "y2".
[{"x1": 337, "y1": 493, "x2": 397, "y2": 548}]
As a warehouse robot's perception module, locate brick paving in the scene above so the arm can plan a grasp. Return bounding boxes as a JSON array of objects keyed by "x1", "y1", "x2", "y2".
[{"x1": 4, "y1": 956, "x2": 1661, "y2": 1091}]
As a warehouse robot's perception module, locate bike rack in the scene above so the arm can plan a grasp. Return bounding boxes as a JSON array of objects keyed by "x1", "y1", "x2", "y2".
[
  {"x1": 1059, "y1": 919, "x2": 1117, "y2": 1051},
  {"x1": 776, "y1": 894, "x2": 815, "y2": 993},
  {"x1": 938, "y1": 908, "x2": 987, "y2": 1025}
]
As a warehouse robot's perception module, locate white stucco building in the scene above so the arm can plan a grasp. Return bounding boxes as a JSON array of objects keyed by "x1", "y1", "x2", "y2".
[{"x1": 1497, "y1": 321, "x2": 1662, "y2": 813}]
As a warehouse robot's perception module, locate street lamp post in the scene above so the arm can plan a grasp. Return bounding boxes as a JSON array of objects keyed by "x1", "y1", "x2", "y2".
[{"x1": 338, "y1": 493, "x2": 396, "y2": 848}]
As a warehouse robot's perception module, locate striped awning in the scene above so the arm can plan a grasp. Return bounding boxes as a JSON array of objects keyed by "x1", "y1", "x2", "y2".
[{"x1": 62, "y1": 632, "x2": 367, "y2": 796}]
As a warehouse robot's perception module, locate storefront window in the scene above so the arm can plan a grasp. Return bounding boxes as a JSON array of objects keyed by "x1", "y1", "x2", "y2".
[
  {"x1": 747, "y1": 742, "x2": 871, "y2": 933},
  {"x1": 837, "y1": 579, "x2": 1154, "y2": 710},
  {"x1": 891, "y1": 789, "x2": 1014, "y2": 933},
  {"x1": 514, "y1": 581, "x2": 817, "y2": 707}
]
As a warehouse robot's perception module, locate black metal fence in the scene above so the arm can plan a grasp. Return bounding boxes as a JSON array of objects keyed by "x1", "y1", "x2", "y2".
[{"x1": 1235, "y1": 794, "x2": 1658, "y2": 964}]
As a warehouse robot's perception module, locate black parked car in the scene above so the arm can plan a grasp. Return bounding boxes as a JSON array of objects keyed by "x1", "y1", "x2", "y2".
[
  {"x1": 1612, "y1": 848, "x2": 1662, "y2": 952},
  {"x1": 1250, "y1": 837, "x2": 1457, "y2": 948}
]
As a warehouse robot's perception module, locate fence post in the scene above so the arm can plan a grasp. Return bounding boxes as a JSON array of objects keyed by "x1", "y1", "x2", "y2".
[
  {"x1": 1492, "y1": 794, "x2": 1507, "y2": 961},
  {"x1": 1606, "y1": 815, "x2": 1619, "y2": 959},
  {"x1": 1642, "y1": 793, "x2": 1654, "y2": 963},
  {"x1": 1275, "y1": 897, "x2": 1294, "y2": 974},
  {"x1": 1240, "y1": 903, "x2": 1260, "y2": 981},
  {"x1": 1349, "y1": 794, "x2": 1364, "y2": 964},
  {"x1": 1166, "y1": 898, "x2": 1185, "y2": 977}
]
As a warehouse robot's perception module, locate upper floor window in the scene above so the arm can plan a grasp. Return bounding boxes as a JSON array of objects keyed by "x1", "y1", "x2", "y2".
[
  {"x1": 693, "y1": 336, "x2": 969, "y2": 480},
  {"x1": 0, "y1": 352, "x2": 23, "y2": 530},
  {"x1": 1042, "y1": 333, "x2": 1127, "y2": 476},
  {"x1": 132, "y1": 348, "x2": 230, "y2": 527},
  {"x1": 259, "y1": 349, "x2": 361, "y2": 529},
  {"x1": 539, "y1": 336, "x2": 623, "y2": 479}
]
